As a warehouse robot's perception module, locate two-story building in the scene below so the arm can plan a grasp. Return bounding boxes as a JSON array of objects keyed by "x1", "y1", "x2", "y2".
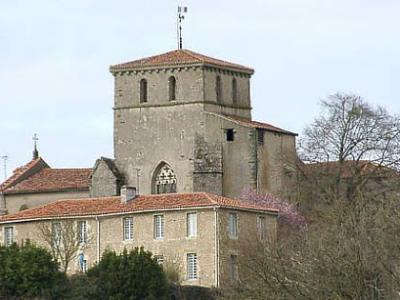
[{"x1": 0, "y1": 188, "x2": 277, "y2": 288}]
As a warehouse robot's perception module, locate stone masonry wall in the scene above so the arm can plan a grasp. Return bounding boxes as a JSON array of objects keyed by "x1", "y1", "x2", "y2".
[
  {"x1": 90, "y1": 160, "x2": 120, "y2": 197},
  {"x1": 217, "y1": 208, "x2": 277, "y2": 287},
  {"x1": 5, "y1": 191, "x2": 89, "y2": 215},
  {"x1": 0, "y1": 207, "x2": 277, "y2": 288}
]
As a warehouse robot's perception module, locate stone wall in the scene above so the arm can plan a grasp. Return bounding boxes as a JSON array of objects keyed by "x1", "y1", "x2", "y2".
[
  {"x1": 90, "y1": 160, "x2": 120, "y2": 197},
  {"x1": 217, "y1": 209, "x2": 277, "y2": 287},
  {"x1": 4, "y1": 191, "x2": 89, "y2": 215},
  {"x1": 0, "y1": 207, "x2": 277, "y2": 288}
]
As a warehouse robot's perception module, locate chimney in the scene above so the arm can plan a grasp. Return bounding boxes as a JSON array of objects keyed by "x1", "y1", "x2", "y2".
[{"x1": 121, "y1": 186, "x2": 137, "y2": 204}]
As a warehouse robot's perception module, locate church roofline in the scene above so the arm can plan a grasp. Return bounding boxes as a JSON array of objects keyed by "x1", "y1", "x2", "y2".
[{"x1": 109, "y1": 49, "x2": 254, "y2": 75}]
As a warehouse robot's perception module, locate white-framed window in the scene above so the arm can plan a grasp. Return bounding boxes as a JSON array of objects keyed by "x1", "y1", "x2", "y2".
[
  {"x1": 228, "y1": 213, "x2": 238, "y2": 238},
  {"x1": 154, "y1": 215, "x2": 164, "y2": 239},
  {"x1": 187, "y1": 253, "x2": 198, "y2": 280},
  {"x1": 154, "y1": 255, "x2": 164, "y2": 265},
  {"x1": 187, "y1": 212, "x2": 197, "y2": 238},
  {"x1": 4, "y1": 226, "x2": 14, "y2": 246},
  {"x1": 230, "y1": 254, "x2": 238, "y2": 281},
  {"x1": 257, "y1": 215, "x2": 267, "y2": 240},
  {"x1": 52, "y1": 222, "x2": 62, "y2": 247},
  {"x1": 123, "y1": 217, "x2": 134, "y2": 240},
  {"x1": 78, "y1": 221, "x2": 87, "y2": 244}
]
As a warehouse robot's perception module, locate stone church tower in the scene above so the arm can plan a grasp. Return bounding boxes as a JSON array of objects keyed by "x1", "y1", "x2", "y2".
[{"x1": 90, "y1": 49, "x2": 297, "y2": 198}]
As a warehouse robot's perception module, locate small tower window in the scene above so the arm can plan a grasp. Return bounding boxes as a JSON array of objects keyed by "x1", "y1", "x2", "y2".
[
  {"x1": 169, "y1": 76, "x2": 176, "y2": 101},
  {"x1": 226, "y1": 129, "x2": 235, "y2": 142},
  {"x1": 140, "y1": 79, "x2": 147, "y2": 103},
  {"x1": 232, "y1": 78, "x2": 237, "y2": 104},
  {"x1": 216, "y1": 75, "x2": 222, "y2": 103}
]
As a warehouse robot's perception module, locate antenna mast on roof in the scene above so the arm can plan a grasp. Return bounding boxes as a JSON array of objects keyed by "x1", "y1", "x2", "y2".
[
  {"x1": 177, "y1": 5, "x2": 188, "y2": 50},
  {"x1": 1, "y1": 155, "x2": 8, "y2": 180},
  {"x1": 32, "y1": 133, "x2": 39, "y2": 160}
]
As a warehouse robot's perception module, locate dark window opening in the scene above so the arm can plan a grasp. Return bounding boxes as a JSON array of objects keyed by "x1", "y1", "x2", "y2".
[
  {"x1": 232, "y1": 78, "x2": 237, "y2": 104},
  {"x1": 257, "y1": 129, "x2": 265, "y2": 145},
  {"x1": 216, "y1": 76, "x2": 222, "y2": 103},
  {"x1": 226, "y1": 129, "x2": 235, "y2": 142},
  {"x1": 169, "y1": 76, "x2": 176, "y2": 101},
  {"x1": 140, "y1": 79, "x2": 147, "y2": 103}
]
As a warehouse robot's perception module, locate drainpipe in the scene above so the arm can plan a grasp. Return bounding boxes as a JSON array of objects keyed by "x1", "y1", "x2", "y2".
[
  {"x1": 214, "y1": 207, "x2": 220, "y2": 288},
  {"x1": 0, "y1": 191, "x2": 6, "y2": 215},
  {"x1": 95, "y1": 216, "x2": 100, "y2": 262}
]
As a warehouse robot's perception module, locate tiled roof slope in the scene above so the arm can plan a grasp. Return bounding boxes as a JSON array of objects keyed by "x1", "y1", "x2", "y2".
[
  {"x1": 110, "y1": 49, "x2": 254, "y2": 74},
  {"x1": 4, "y1": 168, "x2": 92, "y2": 195},
  {"x1": 0, "y1": 158, "x2": 49, "y2": 191},
  {"x1": 223, "y1": 115, "x2": 298, "y2": 136},
  {"x1": 0, "y1": 193, "x2": 278, "y2": 223}
]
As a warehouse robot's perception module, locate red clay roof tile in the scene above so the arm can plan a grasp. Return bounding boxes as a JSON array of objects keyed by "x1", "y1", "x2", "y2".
[
  {"x1": 4, "y1": 168, "x2": 92, "y2": 195},
  {"x1": 223, "y1": 115, "x2": 298, "y2": 136},
  {"x1": 0, "y1": 158, "x2": 48, "y2": 192},
  {"x1": 110, "y1": 49, "x2": 254, "y2": 74},
  {"x1": 0, "y1": 193, "x2": 278, "y2": 222}
]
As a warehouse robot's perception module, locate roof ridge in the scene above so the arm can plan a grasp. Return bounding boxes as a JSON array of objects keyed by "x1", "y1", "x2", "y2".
[{"x1": 181, "y1": 49, "x2": 204, "y2": 62}]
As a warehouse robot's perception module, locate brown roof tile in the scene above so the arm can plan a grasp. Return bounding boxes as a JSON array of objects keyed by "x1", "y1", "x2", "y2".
[
  {"x1": 4, "y1": 168, "x2": 92, "y2": 195},
  {"x1": 0, "y1": 193, "x2": 278, "y2": 222},
  {"x1": 110, "y1": 49, "x2": 254, "y2": 74},
  {"x1": 0, "y1": 158, "x2": 49, "y2": 192},
  {"x1": 223, "y1": 115, "x2": 298, "y2": 136}
]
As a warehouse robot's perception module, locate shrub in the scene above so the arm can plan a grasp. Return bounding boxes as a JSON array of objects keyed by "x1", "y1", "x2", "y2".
[{"x1": 86, "y1": 247, "x2": 169, "y2": 300}]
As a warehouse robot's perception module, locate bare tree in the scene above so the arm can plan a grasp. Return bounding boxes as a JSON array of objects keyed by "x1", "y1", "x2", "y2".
[
  {"x1": 223, "y1": 94, "x2": 400, "y2": 299},
  {"x1": 37, "y1": 219, "x2": 92, "y2": 273}
]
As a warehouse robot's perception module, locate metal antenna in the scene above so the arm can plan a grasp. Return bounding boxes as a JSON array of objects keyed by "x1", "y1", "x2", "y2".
[
  {"x1": 32, "y1": 133, "x2": 39, "y2": 159},
  {"x1": 177, "y1": 5, "x2": 188, "y2": 49},
  {"x1": 1, "y1": 155, "x2": 8, "y2": 180}
]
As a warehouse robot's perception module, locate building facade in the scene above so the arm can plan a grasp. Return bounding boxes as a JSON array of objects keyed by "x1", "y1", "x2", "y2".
[{"x1": 0, "y1": 191, "x2": 277, "y2": 288}]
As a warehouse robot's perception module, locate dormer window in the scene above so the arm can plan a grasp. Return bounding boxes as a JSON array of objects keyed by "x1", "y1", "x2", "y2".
[
  {"x1": 232, "y1": 78, "x2": 237, "y2": 104},
  {"x1": 140, "y1": 79, "x2": 147, "y2": 103},
  {"x1": 169, "y1": 76, "x2": 176, "y2": 101},
  {"x1": 216, "y1": 76, "x2": 222, "y2": 103}
]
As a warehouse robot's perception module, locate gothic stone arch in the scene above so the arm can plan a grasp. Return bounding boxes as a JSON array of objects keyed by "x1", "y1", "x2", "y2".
[{"x1": 152, "y1": 162, "x2": 177, "y2": 194}]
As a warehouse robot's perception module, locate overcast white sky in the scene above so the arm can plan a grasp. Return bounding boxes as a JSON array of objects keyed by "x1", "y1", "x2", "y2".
[{"x1": 1, "y1": 0, "x2": 399, "y2": 177}]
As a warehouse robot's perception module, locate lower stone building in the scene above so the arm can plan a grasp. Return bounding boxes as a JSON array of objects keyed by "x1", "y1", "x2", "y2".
[
  {"x1": 0, "y1": 189, "x2": 277, "y2": 288},
  {"x1": 0, "y1": 156, "x2": 91, "y2": 215}
]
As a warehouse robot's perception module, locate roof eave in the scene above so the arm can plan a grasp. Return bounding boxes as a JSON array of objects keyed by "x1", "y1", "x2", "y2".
[{"x1": 109, "y1": 62, "x2": 254, "y2": 75}]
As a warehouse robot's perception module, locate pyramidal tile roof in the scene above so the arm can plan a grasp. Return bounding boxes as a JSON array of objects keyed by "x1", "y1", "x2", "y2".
[
  {"x1": 110, "y1": 49, "x2": 254, "y2": 74},
  {"x1": 0, "y1": 193, "x2": 278, "y2": 223}
]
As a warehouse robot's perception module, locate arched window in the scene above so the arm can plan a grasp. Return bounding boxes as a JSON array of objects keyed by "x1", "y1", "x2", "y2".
[
  {"x1": 232, "y1": 78, "x2": 237, "y2": 104},
  {"x1": 140, "y1": 79, "x2": 147, "y2": 103},
  {"x1": 152, "y1": 163, "x2": 177, "y2": 194},
  {"x1": 216, "y1": 76, "x2": 222, "y2": 103},
  {"x1": 169, "y1": 76, "x2": 176, "y2": 101}
]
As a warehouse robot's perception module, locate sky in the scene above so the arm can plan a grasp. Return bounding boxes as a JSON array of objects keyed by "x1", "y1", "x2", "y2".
[{"x1": 0, "y1": 0, "x2": 399, "y2": 178}]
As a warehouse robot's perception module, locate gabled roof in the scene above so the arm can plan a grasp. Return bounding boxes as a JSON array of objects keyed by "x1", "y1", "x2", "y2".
[
  {"x1": 4, "y1": 168, "x2": 92, "y2": 195},
  {"x1": 222, "y1": 115, "x2": 298, "y2": 136},
  {"x1": 0, "y1": 158, "x2": 49, "y2": 192},
  {"x1": 110, "y1": 49, "x2": 254, "y2": 74},
  {"x1": 0, "y1": 193, "x2": 278, "y2": 223},
  {"x1": 91, "y1": 157, "x2": 123, "y2": 181}
]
